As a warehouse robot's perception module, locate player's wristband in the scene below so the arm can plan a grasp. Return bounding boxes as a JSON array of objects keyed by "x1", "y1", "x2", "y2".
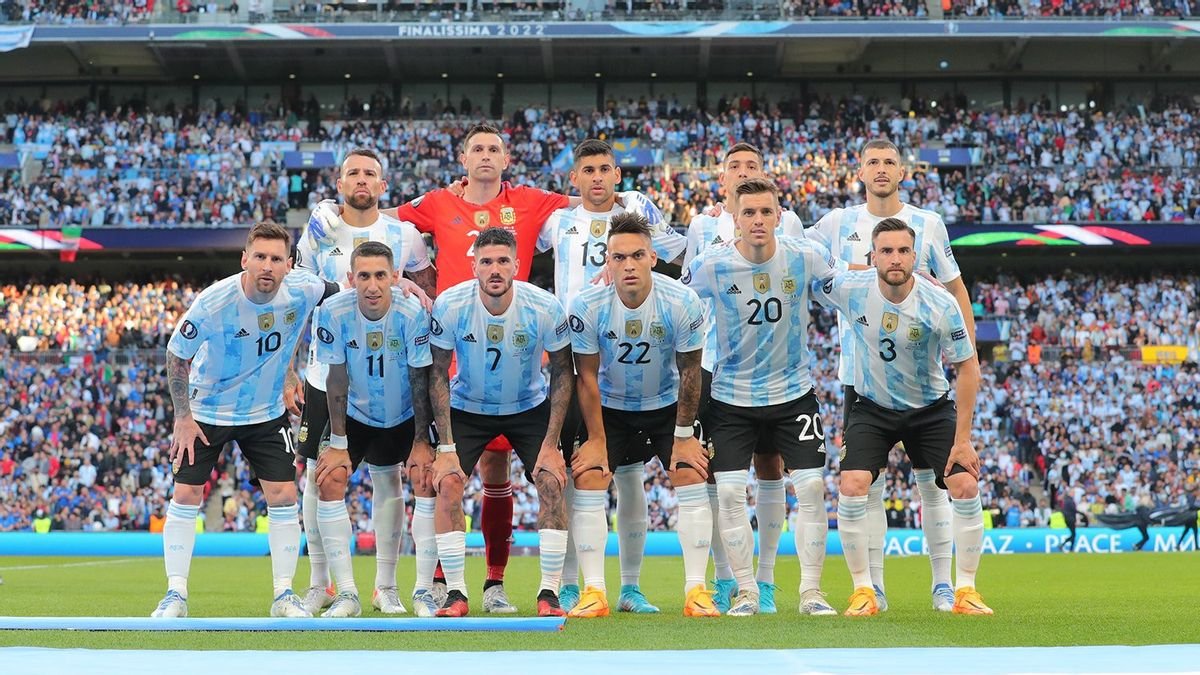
[
  {"x1": 436, "y1": 443, "x2": 458, "y2": 455},
  {"x1": 674, "y1": 425, "x2": 695, "y2": 439},
  {"x1": 327, "y1": 433, "x2": 348, "y2": 450}
]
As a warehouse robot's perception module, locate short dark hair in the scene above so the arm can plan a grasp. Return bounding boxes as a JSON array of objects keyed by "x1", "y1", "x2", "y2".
[
  {"x1": 861, "y1": 138, "x2": 901, "y2": 158},
  {"x1": 607, "y1": 212, "x2": 652, "y2": 241},
  {"x1": 723, "y1": 143, "x2": 763, "y2": 165},
  {"x1": 871, "y1": 217, "x2": 916, "y2": 244},
  {"x1": 574, "y1": 139, "x2": 614, "y2": 165},
  {"x1": 473, "y1": 226, "x2": 516, "y2": 252},
  {"x1": 462, "y1": 124, "x2": 505, "y2": 153},
  {"x1": 342, "y1": 148, "x2": 384, "y2": 174},
  {"x1": 733, "y1": 177, "x2": 779, "y2": 201},
  {"x1": 350, "y1": 241, "x2": 394, "y2": 270},
  {"x1": 246, "y1": 221, "x2": 291, "y2": 251}
]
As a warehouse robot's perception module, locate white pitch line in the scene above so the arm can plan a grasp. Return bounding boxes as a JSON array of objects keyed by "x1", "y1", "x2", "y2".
[{"x1": 0, "y1": 558, "x2": 142, "y2": 572}]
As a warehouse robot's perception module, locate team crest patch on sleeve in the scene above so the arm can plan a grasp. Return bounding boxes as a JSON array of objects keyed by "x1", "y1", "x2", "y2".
[
  {"x1": 680, "y1": 268, "x2": 692, "y2": 285},
  {"x1": 569, "y1": 315, "x2": 585, "y2": 333},
  {"x1": 179, "y1": 320, "x2": 198, "y2": 340},
  {"x1": 430, "y1": 318, "x2": 444, "y2": 336},
  {"x1": 317, "y1": 327, "x2": 335, "y2": 344},
  {"x1": 822, "y1": 278, "x2": 834, "y2": 294},
  {"x1": 951, "y1": 328, "x2": 967, "y2": 341}
]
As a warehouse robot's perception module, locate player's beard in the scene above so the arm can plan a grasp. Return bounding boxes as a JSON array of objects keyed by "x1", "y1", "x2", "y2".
[
  {"x1": 345, "y1": 192, "x2": 378, "y2": 211},
  {"x1": 880, "y1": 268, "x2": 912, "y2": 287},
  {"x1": 866, "y1": 180, "x2": 898, "y2": 200},
  {"x1": 480, "y1": 275, "x2": 512, "y2": 298}
]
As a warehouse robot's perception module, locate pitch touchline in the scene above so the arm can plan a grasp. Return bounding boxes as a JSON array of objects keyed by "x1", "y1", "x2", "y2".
[{"x1": 0, "y1": 558, "x2": 142, "y2": 571}]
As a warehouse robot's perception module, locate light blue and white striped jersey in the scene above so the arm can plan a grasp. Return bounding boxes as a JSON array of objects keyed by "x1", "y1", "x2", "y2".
[
  {"x1": 806, "y1": 203, "x2": 961, "y2": 384},
  {"x1": 430, "y1": 280, "x2": 571, "y2": 416},
  {"x1": 683, "y1": 236, "x2": 846, "y2": 407},
  {"x1": 684, "y1": 209, "x2": 804, "y2": 371},
  {"x1": 313, "y1": 288, "x2": 433, "y2": 428},
  {"x1": 569, "y1": 273, "x2": 705, "y2": 412},
  {"x1": 296, "y1": 212, "x2": 432, "y2": 389},
  {"x1": 813, "y1": 270, "x2": 975, "y2": 411},
  {"x1": 167, "y1": 270, "x2": 330, "y2": 427},
  {"x1": 537, "y1": 202, "x2": 685, "y2": 308}
]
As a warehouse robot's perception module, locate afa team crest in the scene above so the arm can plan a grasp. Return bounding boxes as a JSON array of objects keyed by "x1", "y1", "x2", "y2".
[
  {"x1": 258, "y1": 312, "x2": 274, "y2": 331},
  {"x1": 625, "y1": 319, "x2": 643, "y2": 338},
  {"x1": 649, "y1": 322, "x2": 666, "y2": 342},
  {"x1": 500, "y1": 207, "x2": 516, "y2": 226},
  {"x1": 882, "y1": 312, "x2": 899, "y2": 334},
  {"x1": 487, "y1": 325, "x2": 504, "y2": 344},
  {"x1": 284, "y1": 309, "x2": 298, "y2": 325},
  {"x1": 781, "y1": 277, "x2": 797, "y2": 295},
  {"x1": 388, "y1": 337, "x2": 402, "y2": 351},
  {"x1": 753, "y1": 273, "x2": 771, "y2": 294},
  {"x1": 512, "y1": 331, "x2": 530, "y2": 349},
  {"x1": 367, "y1": 331, "x2": 384, "y2": 350},
  {"x1": 908, "y1": 325, "x2": 923, "y2": 341}
]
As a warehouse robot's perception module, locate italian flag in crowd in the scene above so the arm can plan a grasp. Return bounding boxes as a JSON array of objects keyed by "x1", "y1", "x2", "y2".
[{"x1": 60, "y1": 226, "x2": 83, "y2": 262}]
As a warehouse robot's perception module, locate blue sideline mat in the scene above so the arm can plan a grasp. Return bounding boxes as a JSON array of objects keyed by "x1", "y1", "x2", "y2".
[{"x1": 0, "y1": 616, "x2": 565, "y2": 632}]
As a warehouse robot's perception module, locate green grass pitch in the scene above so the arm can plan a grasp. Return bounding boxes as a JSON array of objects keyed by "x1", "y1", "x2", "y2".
[{"x1": 0, "y1": 553, "x2": 1195, "y2": 651}]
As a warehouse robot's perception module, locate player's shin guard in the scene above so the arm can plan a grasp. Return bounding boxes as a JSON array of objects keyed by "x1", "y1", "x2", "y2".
[
  {"x1": 435, "y1": 531, "x2": 468, "y2": 596},
  {"x1": 368, "y1": 464, "x2": 405, "y2": 590},
  {"x1": 481, "y1": 482, "x2": 514, "y2": 582},
  {"x1": 267, "y1": 503, "x2": 302, "y2": 597},
  {"x1": 572, "y1": 489, "x2": 609, "y2": 590},
  {"x1": 614, "y1": 463, "x2": 647, "y2": 587},
  {"x1": 790, "y1": 468, "x2": 828, "y2": 594},
  {"x1": 317, "y1": 500, "x2": 357, "y2": 595},
  {"x1": 538, "y1": 529, "x2": 569, "y2": 594},
  {"x1": 411, "y1": 497, "x2": 437, "y2": 593},
  {"x1": 915, "y1": 468, "x2": 953, "y2": 589},
  {"x1": 837, "y1": 494, "x2": 872, "y2": 590},
  {"x1": 952, "y1": 495, "x2": 984, "y2": 590},
  {"x1": 707, "y1": 483, "x2": 734, "y2": 580},
  {"x1": 163, "y1": 500, "x2": 200, "y2": 597},
  {"x1": 303, "y1": 460, "x2": 328, "y2": 588},
  {"x1": 561, "y1": 472, "x2": 579, "y2": 588},
  {"x1": 715, "y1": 471, "x2": 755, "y2": 593},
  {"x1": 866, "y1": 471, "x2": 887, "y2": 591},
  {"x1": 754, "y1": 478, "x2": 786, "y2": 585},
  {"x1": 675, "y1": 484, "x2": 713, "y2": 593}
]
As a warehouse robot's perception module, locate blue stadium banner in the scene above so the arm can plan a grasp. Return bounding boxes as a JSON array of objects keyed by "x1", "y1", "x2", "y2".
[
  {"x1": 283, "y1": 151, "x2": 337, "y2": 170},
  {"x1": 918, "y1": 147, "x2": 981, "y2": 166},
  {"x1": 0, "y1": 152, "x2": 20, "y2": 169}
]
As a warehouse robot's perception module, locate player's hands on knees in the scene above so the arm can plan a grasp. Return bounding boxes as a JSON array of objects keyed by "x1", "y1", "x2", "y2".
[
  {"x1": 283, "y1": 371, "x2": 304, "y2": 417},
  {"x1": 947, "y1": 440, "x2": 980, "y2": 480},
  {"x1": 432, "y1": 451, "x2": 466, "y2": 495},
  {"x1": 535, "y1": 442, "x2": 567, "y2": 490},
  {"x1": 170, "y1": 415, "x2": 208, "y2": 472},
  {"x1": 407, "y1": 440, "x2": 435, "y2": 493},
  {"x1": 308, "y1": 199, "x2": 342, "y2": 244},
  {"x1": 316, "y1": 447, "x2": 352, "y2": 488},
  {"x1": 396, "y1": 277, "x2": 433, "y2": 312},
  {"x1": 569, "y1": 438, "x2": 610, "y2": 480},
  {"x1": 670, "y1": 435, "x2": 709, "y2": 480}
]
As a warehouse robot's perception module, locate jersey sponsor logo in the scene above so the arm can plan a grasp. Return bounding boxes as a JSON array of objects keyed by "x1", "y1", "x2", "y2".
[
  {"x1": 951, "y1": 328, "x2": 967, "y2": 341},
  {"x1": 500, "y1": 206, "x2": 517, "y2": 226},
  {"x1": 234, "y1": 328, "x2": 250, "y2": 338},
  {"x1": 625, "y1": 319, "x2": 643, "y2": 338},
  {"x1": 258, "y1": 312, "x2": 275, "y2": 331},
  {"x1": 451, "y1": 216, "x2": 464, "y2": 225},
  {"x1": 569, "y1": 315, "x2": 585, "y2": 333},
  {"x1": 317, "y1": 326, "x2": 335, "y2": 344},
  {"x1": 463, "y1": 332, "x2": 477, "y2": 343},
  {"x1": 604, "y1": 330, "x2": 619, "y2": 340},
  {"x1": 781, "y1": 276, "x2": 797, "y2": 295},
  {"x1": 882, "y1": 312, "x2": 899, "y2": 334},
  {"x1": 284, "y1": 309, "x2": 298, "y2": 325},
  {"x1": 710, "y1": 235, "x2": 724, "y2": 245},
  {"x1": 555, "y1": 320, "x2": 569, "y2": 337},
  {"x1": 329, "y1": 247, "x2": 344, "y2": 256},
  {"x1": 414, "y1": 334, "x2": 429, "y2": 346},
  {"x1": 179, "y1": 320, "x2": 198, "y2": 339},
  {"x1": 347, "y1": 339, "x2": 360, "y2": 349},
  {"x1": 649, "y1": 321, "x2": 666, "y2": 342},
  {"x1": 411, "y1": 195, "x2": 425, "y2": 208},
  {"x1": 565, "y1": 225, "x2": 579, "y2": 235},
  {"x1": 944, "y1": 243, "x2": 954, "y2": 258},
  {"x1": 856, "y1": 315, "x2": 870, "y2": 327},
  {"x1": 590, "y1": 219, "x2": 606, "y2": 238},
  {"x1": 487, "y1": 325, "x2": 504, "y2": 344},
  {"x1": 725, "y1": 284, "x2": 741, "y2": 295},
  {"x1": 753, "y1": 273, "x2": 771, "y2": 294},
  {"x1": 513, "y1": 330, "x2": 531, "y2": 349},
  {"x1": 846, "y1": 232, "x2": 861, "y2": 242},
  {"x1": 474, "y1": 211, "x2": 490, "y2": 228},
  {"x1": 367, "y1": 331, "x2": 384, "y2": 350},
  {"x1": 908, "y1": 325, "x2": 923, "y2": 341},
  {"x1": 430, "y1": 318, "x2": 444, "y2": 336}
]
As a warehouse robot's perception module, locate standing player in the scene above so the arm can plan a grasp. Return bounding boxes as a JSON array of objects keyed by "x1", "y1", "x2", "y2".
[
  {"x1": 807, "y1": 138, "x2": 975, "y2": 612},
  {"x1": 814, "y1": 218, "x2": 990, "y2": 616},
  {"x1": 565, "y1": 213, "x2": 716, "y2": 618},
  {"x1": 683, "y1": 178, "x2": 845, "y2": 616},
  {"x1": 538, "y1": 139, "x2": 687, "y2": 614},
  {"x1": 290, "y1": 148, "x2": 436, "y2": 617},
  {"x1": 683, "y1": 142, "x2": 805, "y2": 614},
  {"x1": 309, "y1": 242, "x2": 434, "y2": 618},
  {"x1": 427, "y1": 227, "x2": 574, "y2": 617},
  {"x1": 153, "y1": 222, "x2": 338, "y2": 619}
]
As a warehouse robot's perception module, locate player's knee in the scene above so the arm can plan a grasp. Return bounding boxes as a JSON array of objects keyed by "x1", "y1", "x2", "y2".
[
  {"x1": 171, "y1": 483, "x2": 205, "y2": 506},
  {"x1": 437, "y1": 474, "x2": 465, "y2": 500},
  {"x1": 259, "y1": 480, "x2": 297, "y2": 507},
  {"x1": 945, "y1": 474, "x2": 978, "y2": 501},
  {"x1": 791, "y1": 470, "x2": 825, "y2": 508},
  {"x1": 838, "y1": 470, "x2": 872, "y2": 497},
  {"x1": 574, "y1": 469, "x2": 610, "y2": 492},
  {"x1": 752, "y1": 453, "x2": 784, "y2": 480},
  {"x1": 669, "y1": 466, "x2": 705, "y2": 488},
  {"x1": 715, "y1": 478, "x2": 747, "y2": 515},
  {"x1": 318, "y1": 477, "x2": 347, "y2": 502},
  {"x1": 478, "y1": 450, "x2": 509, "y2": 481}
]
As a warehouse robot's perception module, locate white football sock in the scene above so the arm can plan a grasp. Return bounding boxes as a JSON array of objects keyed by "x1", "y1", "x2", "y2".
[
  {"x1": 267, "y1": 503, "x2": 301, "y2": 597},
  {"x1": 538, "y1": 529, "x2": 569, "y2": 594},
  {"x1": 303, "y1": 459, "x2": 328, "y2": 588},
  {"x1": 790, "y1": 468, "x2": 828, "y2": 594},
  {"x1": 163, "y1": 500, "x2": 199, "y2": 598},
  {"x1": 915, "y1": 468, "x2": 953, "y2": 589},
  {"x1": 707, "y1": 482, "x2": 734, "y2": 580},
  {"x1": 715, "y1": 470, "x2": 755, "y2": 593},
  {"x1": 866, "y1": 471, "x2": 887, "y2": 591},
  {"x1": 952, "y1": 495, "x2": 984, "y2": 590},
  {"x1": 435, "y1": 531, "x2": 467, "y2": 596},
  {"x1": 561, "y1": 470, "x2": 579, "y2": 587},
  {"x1": 675, "y1": 483, "x2": 713, "y2": 594},
  {"x1": 317, "y1": 499, "x2": 357, "y2": 596},
  {"x1": 411, "y1": 497, "x2": 437, "y2": 593},
  {"x1": 754, "y1": 478, "x2": 786, "y2": 585},
  {"x1": 614, "y1": 463, "x2": 647, "y2": 587},
  {"x1": 837, "y1": 493, "x2": 872, "y2": 590},
  {"x1": 368, "y1": 463, "x2": 405, "y2": 590},
  {"x1": 572, "y1": 489, "x2": 609, "y2": 591}
]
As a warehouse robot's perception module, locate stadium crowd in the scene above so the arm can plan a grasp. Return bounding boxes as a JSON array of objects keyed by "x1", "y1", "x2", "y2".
[
  {"x1": 3, "y1": 93, "x2": 1197, "y2": 228},
  {"x1": 1, "y1": 269, "x2": 1196, "y2": 535}
]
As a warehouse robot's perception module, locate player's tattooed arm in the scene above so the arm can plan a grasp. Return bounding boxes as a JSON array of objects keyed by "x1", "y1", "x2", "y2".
[
  {"x1": 535, "y1": 467, "x2": 568, "y2": 531},
  {"x1": 408, "y1": 365, "x2": 433, "y2": 444},
  {"x1": 675, "y1": 349, "x2": 702, "y2": 427},
  {"x1": 430, "y1": 346, "x2": 454, "y2": 443},
  {"x1": 543, "y1": 346, "x2": 575, "y2": 447},
  {"x1": 166, "y1": 352, "x2": 192, "y2": 419}
]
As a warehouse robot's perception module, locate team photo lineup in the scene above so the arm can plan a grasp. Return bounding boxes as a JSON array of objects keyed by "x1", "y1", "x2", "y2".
[{"x1": 151, "y1": 125, "x2": 995, "y2": 622}]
